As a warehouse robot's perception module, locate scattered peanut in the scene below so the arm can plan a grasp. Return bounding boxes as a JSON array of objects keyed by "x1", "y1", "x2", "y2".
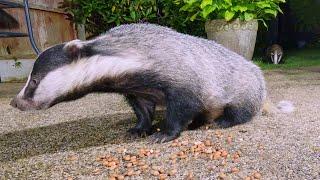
[
  {"x1": 126, "y1": 163, "x2": 133, "y2": 168},
  {"x1": 186, "y1": 171, "x2": 194, "y2": 180},
  {"x1": 123, "y1": 155, "x2": 131, "y2": 161},
  {"x1": 151, "y1": 170, "x2": 160, "y2": 176},
  {"x1": 169, "y1": 169, "x2": 177, "y2": 176},
  {"x1": 218, "y1": 173, "x2": 227, "y2": 179},
  {"x1": 221, "y1": 150, "x2": 228, "y2": 158},
  {"x1": 231, "y1": 167, "x2": 239, "y2": 173},
  {"x1": 126, "y1": 168, "x2": 134, "y2": 176},
  {"x1": 117, "y1": 175, "x2": 125, "y2": 180},
  {"x1": 152, "y1": 165, "x2": 161, "y2": 171},
  {"x1": 253, "y1": 172, "x2": 262, "y2": 179},
  {"x1": 204, "y1": 140, "x2": 211, "y2": 146},
  {"x1": 159, "y1": 173, "x2": 168, "y2": 180}
]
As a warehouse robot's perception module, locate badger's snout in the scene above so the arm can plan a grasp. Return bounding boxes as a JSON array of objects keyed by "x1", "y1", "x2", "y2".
[{"x1": 10, "y1": 97, "x2": 39, "y2": 111}]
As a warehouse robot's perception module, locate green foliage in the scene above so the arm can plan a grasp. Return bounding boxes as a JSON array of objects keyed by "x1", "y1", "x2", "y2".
[
  {"x1": 60, "y1": 0, "x2": 206, "y2": 37},
  {"x1": 159, "y1": 0, "x2": 206, "y2": 37},
  {"x1": 60, "y1": 0, "x2": 158, "y2": 35},
  {"x1": 288, "y1": 0, "x2": 320, "y2": 31},
  {"x1": 12, "y1": 57, "x2": 22, "y2": 69},
  {"x1": 177, "y1": 0, "x2": 285, "y2": 26}
]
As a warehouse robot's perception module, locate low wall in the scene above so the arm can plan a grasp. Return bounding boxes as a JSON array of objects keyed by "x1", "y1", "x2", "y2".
[
  {"x1": 0, "y1": 59, "x2": 34, "y2": 82},
  {"x1": 0, "y1": 0, "x2": 76, "y2": 83}
]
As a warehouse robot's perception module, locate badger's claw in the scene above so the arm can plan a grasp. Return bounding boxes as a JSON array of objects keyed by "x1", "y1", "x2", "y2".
[
  {"x1": 127, "y1": 127, "x2": 151, "y2": 138},
  {"x1": 149, "y1": 132, "x2": 179, "y2": 143}
]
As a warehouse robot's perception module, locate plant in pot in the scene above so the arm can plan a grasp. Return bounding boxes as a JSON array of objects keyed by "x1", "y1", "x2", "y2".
[{"x1": 177, "y1": 0, "x2": 286, "y2": 60}]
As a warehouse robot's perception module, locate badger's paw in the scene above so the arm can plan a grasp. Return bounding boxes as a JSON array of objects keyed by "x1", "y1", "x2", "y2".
[
  {"x1": 149, "y1": 132, "x2": 180, "y2": 143},
  {"x1": 127, "y1": 127, "x2": 151, "y2": 138},
  {"x1": 215, "y1": 117, "x2": 234, "y2": 128}
]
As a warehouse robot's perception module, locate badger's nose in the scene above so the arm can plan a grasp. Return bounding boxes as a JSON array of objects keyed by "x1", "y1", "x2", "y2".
[
  {"x1": 10, "y1": 98, "x2": 18, "y2": 108},
  {"x1": 10, "y1": 97, "x2": 29, "y2": 111},
  {"x1": 10, "y1": 97, "x2": 39, "y2": 111}
]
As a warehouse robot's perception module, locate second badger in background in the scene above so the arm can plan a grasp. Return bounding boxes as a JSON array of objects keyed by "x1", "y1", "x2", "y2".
[{"x1": 267, "y1": 44, "x2": 284, "y2": 64}]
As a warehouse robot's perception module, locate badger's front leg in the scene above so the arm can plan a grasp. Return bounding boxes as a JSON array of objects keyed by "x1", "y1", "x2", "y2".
[
  {"x1": 125, "y1": 95, "x2": 155, "y2": 137},
  {"x1": 151, "y1": 89, "x2": 203, "y2": 143}
]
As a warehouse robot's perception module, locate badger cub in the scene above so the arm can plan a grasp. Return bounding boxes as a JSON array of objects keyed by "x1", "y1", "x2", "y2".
[
  {"x1": 267, "y1": 44, "x2": 284, "y2": 64},
  {"x1": 11, "y1": 24, "x2": 267, "y2": 143}
]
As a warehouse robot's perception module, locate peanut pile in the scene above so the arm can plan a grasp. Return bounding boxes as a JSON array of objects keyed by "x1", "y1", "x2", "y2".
[{"x1": 85, "y1": 131, "x2": 262, "y2": 179}]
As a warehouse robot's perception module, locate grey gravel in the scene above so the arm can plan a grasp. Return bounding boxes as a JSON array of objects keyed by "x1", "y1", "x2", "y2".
[{"x1": 0, "y1": 69, "x2": 319, "y2": 180}]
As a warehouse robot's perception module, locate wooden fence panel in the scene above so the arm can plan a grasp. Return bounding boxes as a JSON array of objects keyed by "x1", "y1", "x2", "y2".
[{"x1": 0, "y1": 0, "x2": 76, "y2": 59}]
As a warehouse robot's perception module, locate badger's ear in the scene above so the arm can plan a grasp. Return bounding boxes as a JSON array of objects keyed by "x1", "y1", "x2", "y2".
[{"x1": 63, "y1": 39, "x2": 85, "y2": 59}]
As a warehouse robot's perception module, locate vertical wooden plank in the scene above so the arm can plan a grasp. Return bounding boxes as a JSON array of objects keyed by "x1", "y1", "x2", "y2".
[{"x1": 0, "y1": 0, "x2": 76, "y2": 59}]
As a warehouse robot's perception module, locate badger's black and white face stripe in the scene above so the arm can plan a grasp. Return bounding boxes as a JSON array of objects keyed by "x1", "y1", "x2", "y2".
[
  {"x1": 270, "y1": 50, "x2": 283, "y2": 64},
  {"x1": 10, "y1": 39, "x2": 144, "y2": 111}
]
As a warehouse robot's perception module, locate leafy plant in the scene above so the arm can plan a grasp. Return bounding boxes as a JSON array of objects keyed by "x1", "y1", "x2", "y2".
[
  {"x1": 60, "y1": 0, "x2": 206, "y2": 37},
  {"x1": 12, "y1": 57, "x2": 22, "y2": 69},
  {"x1": 60, "y1": 0, "x2": 159, "y2": 35},
  {"x1": 160, "y1": 0, "x2": 206, "y2": 36},
  {"x1": 177, "y1": 0, "x2": 285, "y2": 26}
]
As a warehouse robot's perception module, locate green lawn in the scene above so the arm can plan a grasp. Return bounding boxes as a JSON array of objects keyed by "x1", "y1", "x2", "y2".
[{"x1": 254, "y1": 48, "x2": 320, "y2": 70}]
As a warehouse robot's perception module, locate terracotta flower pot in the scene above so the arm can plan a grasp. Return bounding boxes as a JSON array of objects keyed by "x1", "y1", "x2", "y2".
[{"x1": 205, "y1": 19, "x2": 258, "y2": 60}]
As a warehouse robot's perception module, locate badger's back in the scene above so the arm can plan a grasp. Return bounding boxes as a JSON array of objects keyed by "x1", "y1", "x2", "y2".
[
  {"x1": 105, "y1": 24, "x2": 266, "y2": 111},
  {"x1": 107, "y1": 24, "x2": 265, "y2": 102}
]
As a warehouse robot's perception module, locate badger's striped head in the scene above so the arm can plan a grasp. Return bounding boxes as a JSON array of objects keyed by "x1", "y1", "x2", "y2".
[
  {"x1": 268, "y1": 44, "x2": 283, "y2": 64},
  {"x1": 10, "y1": 39, "x2": 143, "y2": 111},
  {"x1": 270, "y1": 50, "x2": 283, "y2": 64}
]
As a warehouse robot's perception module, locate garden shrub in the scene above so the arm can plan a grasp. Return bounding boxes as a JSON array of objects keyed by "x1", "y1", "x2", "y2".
[{"x1": 60, "y1": 0, "x2": 206, "y2": 37}]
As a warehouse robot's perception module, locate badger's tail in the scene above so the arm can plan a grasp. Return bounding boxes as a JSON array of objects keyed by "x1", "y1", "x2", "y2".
[
  {"x1": 276, "y1": 100, "x2": 295, "y2": 113},
  {"x1": 262, "y1": 98, "x2": 295, "y2": 115}
]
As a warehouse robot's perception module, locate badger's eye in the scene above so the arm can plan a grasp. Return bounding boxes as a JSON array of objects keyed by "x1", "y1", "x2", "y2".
[{"x1": 30, "y1": 79, "x2": 38, "y2": 86}]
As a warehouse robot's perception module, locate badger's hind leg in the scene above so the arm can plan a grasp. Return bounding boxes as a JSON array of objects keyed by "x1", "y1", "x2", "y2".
[
  {"x1": 216, "y1": 103, "x2": 256, "y2": 128},
  {"x1": 125, "y1": 95, "x2": 155, "y2": 137},
  {"x1": 151, "y1": 89, "x2": 203, "y2": 143},
  {"x1": 187, "y1": 113, "x2": 207, "y2": 130}
]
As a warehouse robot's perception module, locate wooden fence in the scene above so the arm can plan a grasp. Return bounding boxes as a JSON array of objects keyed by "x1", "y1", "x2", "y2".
[{"x1": 0, "y1": 0, "x2": 76, "y2": 59}]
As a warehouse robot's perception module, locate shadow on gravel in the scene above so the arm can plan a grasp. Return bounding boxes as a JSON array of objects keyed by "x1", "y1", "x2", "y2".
[
  {"x1": 0, "y1": 83, "x2": 24, "y2": 98},
  {"x1": 0, "y1": 113, "x2": 150, "y2": 162}
]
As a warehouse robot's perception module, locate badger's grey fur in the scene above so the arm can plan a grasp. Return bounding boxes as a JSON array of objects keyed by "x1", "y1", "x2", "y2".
[{"x1": 11, "y1": 23, "x2": 267, "y2": 142}]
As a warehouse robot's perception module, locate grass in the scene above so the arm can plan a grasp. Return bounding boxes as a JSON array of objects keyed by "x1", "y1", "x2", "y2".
[{"x1": 253, "y1": 48, "x2": 320, "y2": 70}]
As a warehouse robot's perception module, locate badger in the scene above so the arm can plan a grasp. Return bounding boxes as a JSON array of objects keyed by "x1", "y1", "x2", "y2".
[
  {"x1": 10, "y1": 23, "x2": 290, "y2": 142},
  {"x1": 266, "y1": 44, "x2": 284, "y2": 64}
]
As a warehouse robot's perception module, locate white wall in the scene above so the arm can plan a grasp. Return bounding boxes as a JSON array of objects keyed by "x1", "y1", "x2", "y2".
[{"x1": 0, "y1": 59, "x2": 34, "y2": 82}]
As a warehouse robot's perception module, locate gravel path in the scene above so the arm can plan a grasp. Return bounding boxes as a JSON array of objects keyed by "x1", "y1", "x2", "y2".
[{"x1": 0, "y1": 69, "x2": 319, "y2": 180}]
